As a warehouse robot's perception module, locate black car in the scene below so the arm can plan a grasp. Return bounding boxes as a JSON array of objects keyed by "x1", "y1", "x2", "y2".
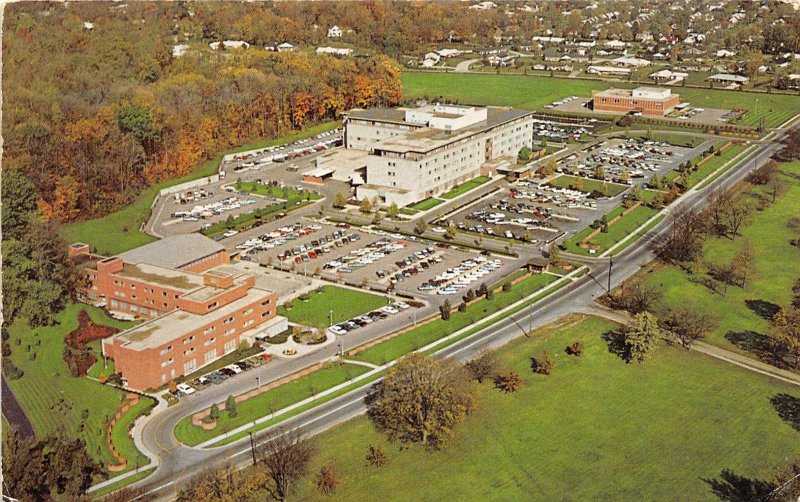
[
  {"x1": 235, "y1": 361, "x2": 250, "y2": 371},
  {"x1": 220, "y1": 367, "x2": 236, "y2": 377}
]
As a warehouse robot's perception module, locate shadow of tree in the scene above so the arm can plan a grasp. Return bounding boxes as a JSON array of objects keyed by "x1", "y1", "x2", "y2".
[
  {"x1": 601, "y1": 330, "x2": 629, "y2": 362},
  {"x1": 771, "y1": 393, "x2": 800, "y2": 432},
  {"x1": 688, "y1": 275, "x2": 725, "y2": 296},
  {"x1": 703, "y1": 469, "x2": 775, "y2": 501},
  {"x1": 745, "y1": 299, "x2": 782, "y2": 322},
  {"x1": 725, "y1": 331, "x2": 789, "y2": 369}
]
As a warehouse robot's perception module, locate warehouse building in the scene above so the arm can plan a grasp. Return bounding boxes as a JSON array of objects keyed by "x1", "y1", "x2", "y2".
[
  {"x1": 339, "y1": 103, "x2": 534, "y2": 206},
  {"x1": 591, "y1": 87, "x2": 680, "y2": 117}
]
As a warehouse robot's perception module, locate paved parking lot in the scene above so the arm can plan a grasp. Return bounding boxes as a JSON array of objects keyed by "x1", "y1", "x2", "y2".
[
  {"x1": 148, "y1": 130, "x2": 349, "y2": 238},
  {"x1": 442, "y1": 137, "x2": 708, "y2": 245}
]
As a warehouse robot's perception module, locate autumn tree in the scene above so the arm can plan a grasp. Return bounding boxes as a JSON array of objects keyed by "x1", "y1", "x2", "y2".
[
  {"x1": 359, "y1": 197, "x2": 373, "y2": 214},
  {"x1": 386, "y1": 202, "x2": 400, "y2": 218},
  {"x1": 177, "y1": 462, "x2": 266, "y2": 502},
  {"x1": 659, "y1": 307, "x2": 717, "y2": 349},
  {"x1": 316, "y1": 465, "x2": 339, "y2": 495},
  {"x1": 366, "y1": 444, "x2": 388, "y2": 467},
  {"x1": 464, "y1": 351, "x2": 496, "y2": 384},
  {"x1": 414, "y1": 219, "x2": 428, "y2": 235},
  {"x1": 771, "y1": 307, "x2": 800, "y2": 369},
  {"x1": 623, "y1": 312, "x2": 661, "y2": 363},
  {"x1": 365, "y1": 353, "x2": 475, "y2": 449},
  {"x1": 446, "y1": 224, "x2": 457, "y2": 239},
  {"x1": 493, "y1": 371, "x2": 522, "y2": 393},
  {"x1": 530, "y1": 350, "x2": 554, "y2": 375},
  {"x1": 333, "y1": 192, "x2": 348, "y2": 209},
  {"x1": 256, "y1": 427, "x2": 316, "y2": 501}
]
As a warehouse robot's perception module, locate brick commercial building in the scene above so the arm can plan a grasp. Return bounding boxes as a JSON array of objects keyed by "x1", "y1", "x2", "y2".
[
  {"x1": 591, "y1": 87, "x2": 681, "y2": 117},
  {"x1": 71, "y1": 235, "x2": 286, "y2": 390}
]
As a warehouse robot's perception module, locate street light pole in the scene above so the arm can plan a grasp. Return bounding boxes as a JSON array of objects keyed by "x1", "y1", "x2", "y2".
[
  {"x1": 329, "y1": 309, "x2": 333, "y2": 327},
  {"x1": 248, "y1": 431, "x2": 257, "y2": 465},
  {"x1": 256, "y1": 375, "x2": 260, "y2": 388},
  {"x1": 607, "y1": 254, "x2": 613, "y2": 294}
]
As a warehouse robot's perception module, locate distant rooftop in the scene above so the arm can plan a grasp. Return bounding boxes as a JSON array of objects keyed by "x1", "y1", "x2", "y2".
[{"x1": 118, "y1": 234, "x2": 225, "y2": 270}]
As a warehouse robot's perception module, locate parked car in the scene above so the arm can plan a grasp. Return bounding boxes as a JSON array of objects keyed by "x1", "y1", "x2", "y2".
[{"x1": 176, "y1": 383, "x2": 196, "y2": 395}]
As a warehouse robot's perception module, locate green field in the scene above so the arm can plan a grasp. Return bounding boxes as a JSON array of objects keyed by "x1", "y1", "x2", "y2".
[
  {"x1": 639, "y1": 160, "x2": 800, "y2": 357},
  {"x1": 174, "y1": 361, "x2": 371, "y2": 446},
  {"x1": 62, "y1": 121, "x2": 338, "y2": 255},
  {"x1": 564, "y1": 204, "x2": 657, "y2": 256},
  {"x1": 5, "y1": 303, "x2": 149, "y2": 476},
  {"x1": 277, "y1": 286, "x2": 389, "y2": 329},
  {"x1": 547, "y1": 174, "x2": 629, "y2": 196},
  {"x1": 352, "y1": 273, "x2": 559, "y2": 365},
  {"x1": 401, "y1": 73, "x2": 800, "y2": 129},
  {"x1": 408, "y1": 197, "x2": 445, "y2": 211},
  {"x1": 288, "y1": 315, "x2": 800, "y2": 501},
  {"x1": 440, "y1": 176, "x2": 491, "y2": 199}
]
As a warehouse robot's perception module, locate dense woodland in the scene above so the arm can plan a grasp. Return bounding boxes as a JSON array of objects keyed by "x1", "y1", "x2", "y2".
[{"x1": 2, "y1": 2, "x2": 403, "y2": 222}]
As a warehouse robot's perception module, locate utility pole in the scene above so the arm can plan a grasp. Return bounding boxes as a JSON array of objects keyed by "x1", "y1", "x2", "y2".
[
  {"x1": 329, "y1": 309, "x2": 333, "y2": 327},
  {"x1": 607, "y1": 254, "x2": 613, "y2": 294},
  {"x1": 248, "y1": 431, "x2": 257, "y2": 465}
]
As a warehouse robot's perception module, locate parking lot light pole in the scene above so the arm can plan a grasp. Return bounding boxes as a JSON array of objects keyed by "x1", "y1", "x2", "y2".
[
  {"x1": 607, "y1": 254, "x2": 613, "y2": 294},
  {"x1": 329, "y1": 310, "x2": 333, "y2": 327},
  {"x1": 256, "y1": 375, "x2": 260, "y2": 388}
]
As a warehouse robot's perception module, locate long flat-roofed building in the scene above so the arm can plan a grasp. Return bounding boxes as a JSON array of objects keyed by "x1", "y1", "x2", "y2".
[
  {"x1": 592, "y1": 87, "x2": 680, "y2": 117},
  {"x1": 343, "y1": 103, "x2": 534, "y2": 206},
  {"x1": 70, "y1": 235, "x2": 285, "y2": 390}
]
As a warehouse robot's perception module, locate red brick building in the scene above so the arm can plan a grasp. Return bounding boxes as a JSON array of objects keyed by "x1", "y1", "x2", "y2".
[
  {"x1": 71, "y1": 235, "x2": 286, "y2": 390},
  {"x1": 592, "y1": 87, "x2": 680, "y2": 117}
]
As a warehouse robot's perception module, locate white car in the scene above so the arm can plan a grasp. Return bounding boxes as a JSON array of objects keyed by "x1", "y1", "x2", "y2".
[
  {"x1": 394, "y1": 302, "x2": 410, "y2": 310},
  {"x1": 223, "y1": 230, "x2": 239, "y2": 238},
  {"x1": 225, "y1": 364, "x2": 242, "y2": 374},
  {"x1": 382, "y1": 306, "x2": 399, "y2": 315},
  {"x1": 432, "y1": 227, "x2": 447, "y2": 234},
  {"x1": 330, "y1": 326, "x2": 347, "y2": 336},
  {"x1": 176, "y1": 383, "x2": 196, "y2": 395}
]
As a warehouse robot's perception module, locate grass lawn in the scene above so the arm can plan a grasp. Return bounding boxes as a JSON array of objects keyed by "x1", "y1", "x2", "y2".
[
  {"x1": 681, "y1": 143, "x2": 750, "y2": 189},
  {"x1": 277, "y1": 286, "x2": 389, "y2": 329},
  {"x1": 174, "y1": 362, "x2": 370, "y2": 446},
  {"x1": 352, "y1": 273, "x2": 559, "y2": 366},
  {"x1": 5, "y1": 303, "x2": 144, "y2": 475},
  {"x1": 62, "y1": 122, "x2": 337, "y2": 255},
  {"x1": 408, "y1": 197, "x2": 445, "y2": 211},
  {"x1": 564, "y1": 204, "x2": 657, "y2": 256},
  {"x1": 90, "y1": 467, "x2": 157, "y2": 500},
  {"x1": 547, "y1": 174, "x2": 629, "y2": 196},
  {"x1": 440, "y1": 176, "x2": 491, "y2": 199},
  {"x1": 638, "y1": 160, "x2": 800, "y2": 357},
  {"x1": 401, "y1": 72, "x2": 800, "y2": 129},
  {"x1": 109, "y1": 397, "x2": 156, "y2": 473},
  {"x1": 289, "y1": 315, "x2": 800, "y2": 501},
  {"x1": 629, "y1": 131, "x2": 706, "y2": 148}
]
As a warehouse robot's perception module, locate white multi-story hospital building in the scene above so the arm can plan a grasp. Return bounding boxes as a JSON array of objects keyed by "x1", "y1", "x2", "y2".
[{"x1": 340, "y1": 103, "x2": 534, "y2": 207}]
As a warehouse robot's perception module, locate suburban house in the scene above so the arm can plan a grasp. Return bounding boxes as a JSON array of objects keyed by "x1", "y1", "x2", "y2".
[{"x1": 327, "y1": 25, "x2": 343, "y2": 38}]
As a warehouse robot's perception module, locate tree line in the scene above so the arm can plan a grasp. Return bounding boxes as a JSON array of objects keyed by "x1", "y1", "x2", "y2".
[{"x1": 3, "y1": 2, "x2": 402, "y2": 222}]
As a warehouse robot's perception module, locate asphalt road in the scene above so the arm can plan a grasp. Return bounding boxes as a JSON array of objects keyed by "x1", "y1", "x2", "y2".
[{"x1": 126, "y1": 133, "x2": 783, "y2": 501}]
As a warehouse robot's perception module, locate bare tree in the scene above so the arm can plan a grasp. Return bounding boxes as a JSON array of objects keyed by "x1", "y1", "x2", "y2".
[
  {"x1": 724, "y1": 195, "x2": 754, "y2": 237},
  {"x1": 607, "y1": 281, "x2": 663, "y2": 314},
  {"x1": 653, "y1": 206, "x2": 708, "y2": 264},
  {"x1": 256, "y1": 427, "x2": 316, "y2": 500},
  {"x1": 464, "y1": 351, "x2": 496, "y2": 383},
  {"x1": 659, "y1": 307, "x2": 718, "y2": 349}
]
